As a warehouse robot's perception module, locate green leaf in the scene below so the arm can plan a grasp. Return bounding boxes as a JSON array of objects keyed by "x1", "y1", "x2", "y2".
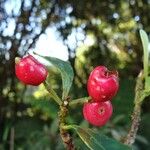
[
  {"x1": 35, "y1": 54, "x2": 74, "y2": 100},
  {"x1": 2, "y1": 121, "x2": 12, "y2": 141},
  {"x1": 66, "y1": 125, "x2": 131, "y2": 150},
  {"x1": 145, "y1": 76, "x2": 150, "y2": 91},
  {"x1": 139, "y1": 30, "x2": 149, "y2": 83}
]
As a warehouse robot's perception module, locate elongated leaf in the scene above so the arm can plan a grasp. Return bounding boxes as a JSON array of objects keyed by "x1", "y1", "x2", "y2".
[
  {"x1": 68, "y1": 125, "x2": 131, "y2": 150},
  {"x1": 139, "y1": 30, "x2": 149, "y2": 81},
  {"x1": 35, "y1": 54, "x2": 74, "y2": 100},
  {"x1": 145, "y1": 76, "x2": 150, "y2": 92}
]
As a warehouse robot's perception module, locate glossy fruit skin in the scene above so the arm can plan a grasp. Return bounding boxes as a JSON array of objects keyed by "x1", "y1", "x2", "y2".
[
  {"x1": 83, "y1": 101, "x2": 113, "y2": 126},
  {"x1": 15, "y1": 55, "x2": 48, "y2": 86},
  {"x1": 87, "y1": 66, "x2": 119, "y2": 102}
]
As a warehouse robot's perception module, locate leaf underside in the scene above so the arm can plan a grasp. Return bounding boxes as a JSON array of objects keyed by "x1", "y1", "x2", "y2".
[{"x1": 70, "y1": 125, "x2": 132, "y2": 150}]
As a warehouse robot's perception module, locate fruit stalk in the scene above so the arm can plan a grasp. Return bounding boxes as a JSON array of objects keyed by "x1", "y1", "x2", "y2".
[
  {"x1": 43, "y1": 81, "x2": 62, "y2": 105},
  {"x1": 69, "y1": 96, "x2": 91, "y2": 107}
]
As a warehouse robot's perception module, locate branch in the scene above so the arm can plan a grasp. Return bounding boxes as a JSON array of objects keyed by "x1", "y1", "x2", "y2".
[
  {"x1": 9, "y1": 127, "x2": 15, "y2": 150},
  {"x1": 59, "y1": 99, "x2": 75, "y2": 150},
  {"x1": 124, "y1": 71, "x2": 144, "y2": 145}
]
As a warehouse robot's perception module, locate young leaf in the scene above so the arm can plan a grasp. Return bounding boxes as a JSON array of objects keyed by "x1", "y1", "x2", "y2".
[
  {"x1": 35, "y1": 54, "x2": 74, "y2": 100},
  {"x1": 66, "y1": 125, "x2": 131, "y2": 150},
  {"x1": 139, "y1": 30, "x2": 149, "y2": 83},
  {"x1": 145, "y1": 76, "x2": 150, "y2": 92}
]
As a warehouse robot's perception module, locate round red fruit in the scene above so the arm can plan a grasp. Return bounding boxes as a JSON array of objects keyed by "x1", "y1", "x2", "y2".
[
  {"x1": 15, "y1": 55, "x2": 48, "y2": 86},
  {"x1": 83, "y1": 101, "x2": 113, "y2": 126},
  {"x1": 87, "y1": 66, "x2": 119, "y2": 102}
]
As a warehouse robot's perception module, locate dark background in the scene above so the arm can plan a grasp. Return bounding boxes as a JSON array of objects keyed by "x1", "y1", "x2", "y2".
[{"x1": 0, "y1": 0, "x2": 150, "y2": 149}]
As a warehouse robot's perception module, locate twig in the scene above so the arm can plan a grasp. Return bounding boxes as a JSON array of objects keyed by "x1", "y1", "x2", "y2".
[
  {"x1": 124, "y1": 71, "x2": 144, "y2": 145},
  {"x1": 58, "y1": 98, "x2": 75, "y2": 150},
  {"x1": 124, "y1": 104, "x2": 141, "y2": 145},
  {"x1": 9, "y1": 127, "x2": 15, "y2": 150}
]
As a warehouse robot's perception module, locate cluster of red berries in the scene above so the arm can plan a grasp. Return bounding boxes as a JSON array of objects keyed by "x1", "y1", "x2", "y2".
[
  {"x1": 15, "y1": 55, "x2": 119, "y2": 127},
  {"x1": 15, "y1": 55, "x2": 48, "y2": 86},
  {"x1": 83, "y1": 66, "x2": 119, "y2": 127}
]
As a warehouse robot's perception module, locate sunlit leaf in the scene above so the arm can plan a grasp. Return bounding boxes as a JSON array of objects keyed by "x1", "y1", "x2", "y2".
[
  {"x1": 145, "y1": 76, "x2": 150, "y2": 92},
  {"x1": 139, "y1": 30, "x2": 149, "y2": 83},
  {"x1": 35, "y1": 54, "x2": 74, "y2": 100}
]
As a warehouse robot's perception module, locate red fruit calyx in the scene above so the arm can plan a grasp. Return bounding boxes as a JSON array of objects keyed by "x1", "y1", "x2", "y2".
[
  {"x1": 87, "y1": 66, "x2": 119, "y2": 102},
  {"x1": 83, "y1": 101, "x2": 113, "y2": 126},
  {"x1": 15, "y1": 55, "x2": 48, "y2": 86}
]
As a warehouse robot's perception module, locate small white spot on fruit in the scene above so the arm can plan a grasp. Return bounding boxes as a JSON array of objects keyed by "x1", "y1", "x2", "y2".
[
  {"x1": 91, "y1": 81, "x2": 95, "y2": 85},
  {"x1": 102, "y1": 95, "x2": 106, "y2": 98},
  {"x1": 30, "y1": 66, "x2": 34, "y2": 72},
  {"x1": 96, "y1": 86, "x2": 100, "y2": 91},
  {"x1": 20, "y1": 62, "x2": 24, "y2": 67},
  {"x1": 40, "y1": 67, "x2": 46, "y2": 74},
  {"x1": 24, "y1": 73, "x2": 28, "y2": 79}
]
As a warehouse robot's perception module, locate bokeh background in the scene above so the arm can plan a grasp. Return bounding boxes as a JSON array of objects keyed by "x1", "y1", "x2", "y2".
[{"x1": 0, "y1": 0, "x2": 150, "y2": 150}]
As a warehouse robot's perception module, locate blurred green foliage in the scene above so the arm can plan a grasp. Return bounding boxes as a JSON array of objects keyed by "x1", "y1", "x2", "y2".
[{"x1": 0, "y1": 0, "x2": 150, "y2": 149}]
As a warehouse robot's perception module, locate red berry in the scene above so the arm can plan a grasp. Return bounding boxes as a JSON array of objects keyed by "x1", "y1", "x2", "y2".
[
  {"x1": 83, "y1": 101, "x2": 113, "y2": 126},
  {"x1": 15, "y1": 55, "x2": 48, "y2": 86},
  {"x1": 87, "y1": 66, "x2": 119, "y2": 102}
]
